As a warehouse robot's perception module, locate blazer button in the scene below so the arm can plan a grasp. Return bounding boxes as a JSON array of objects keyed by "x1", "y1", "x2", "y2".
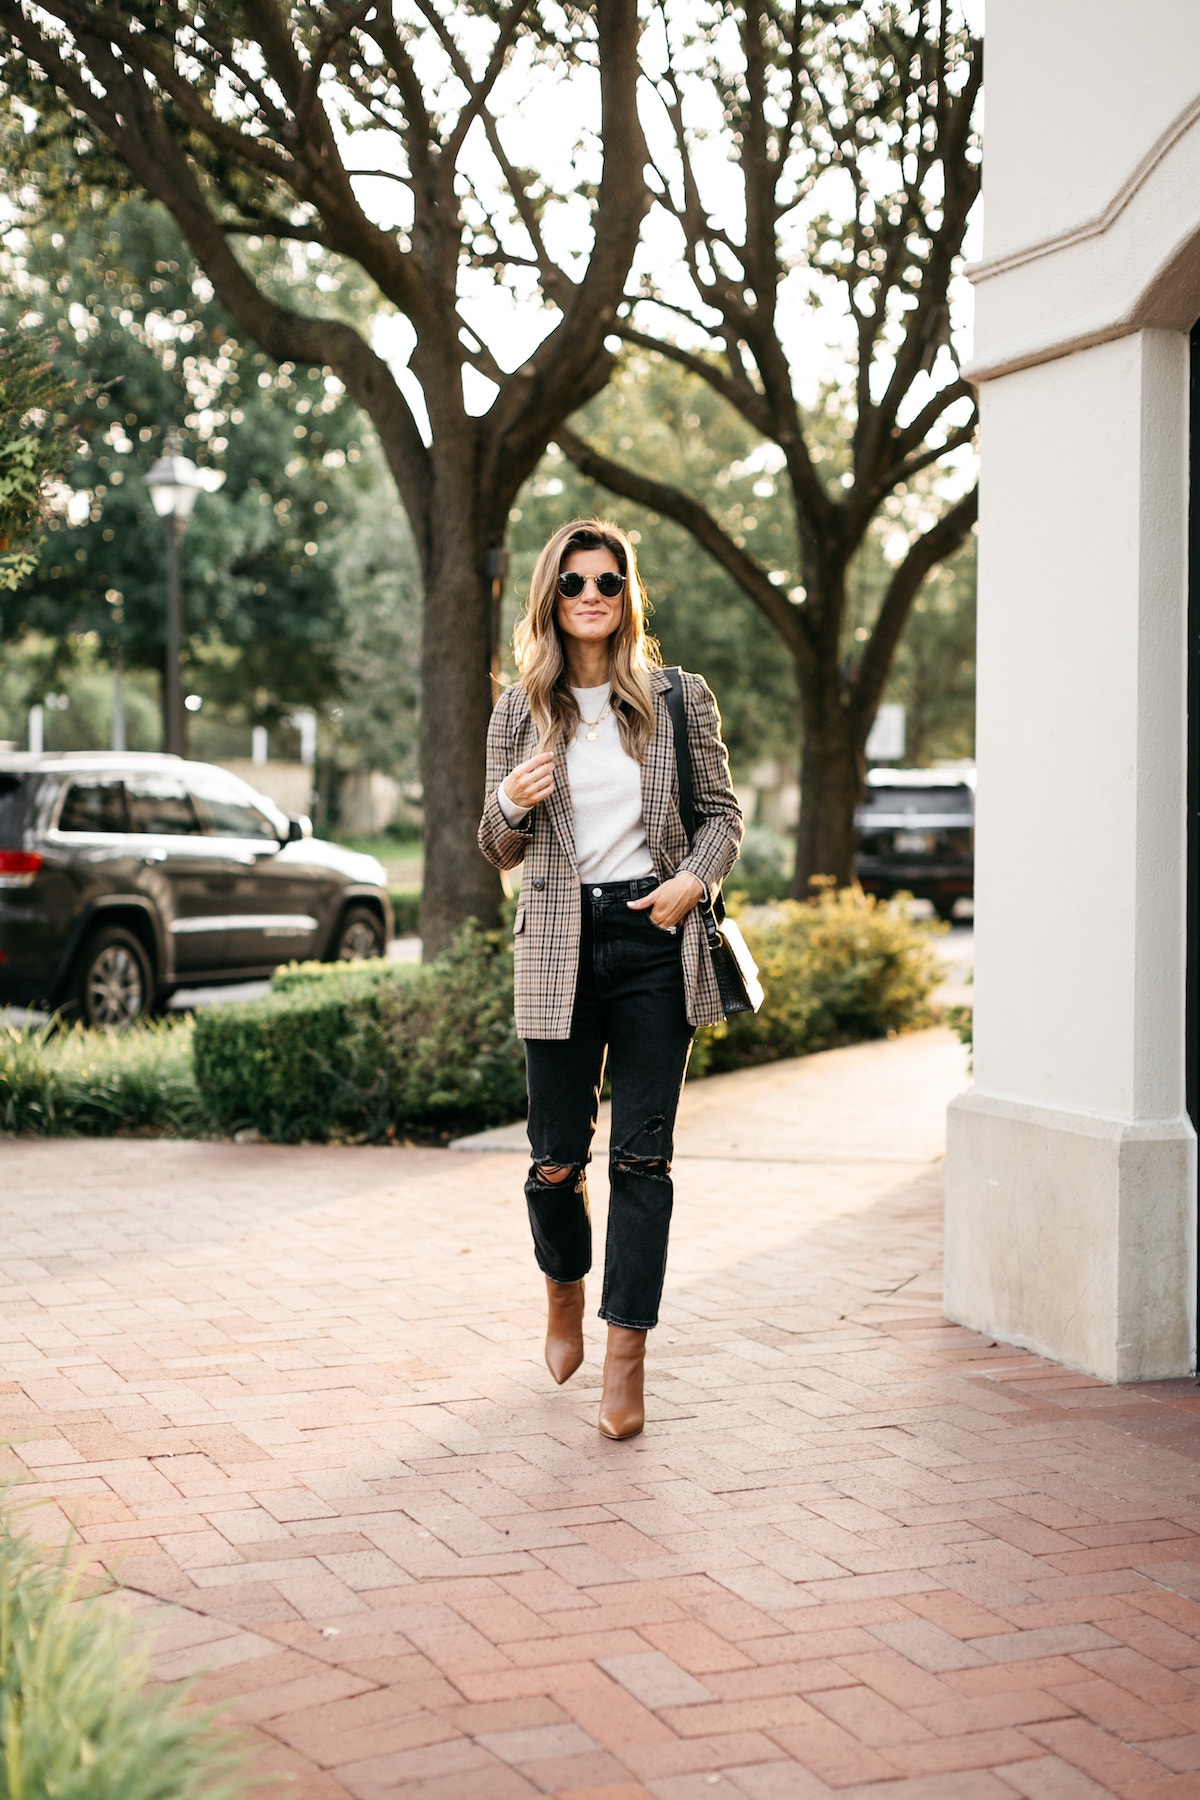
[{"x1": 531, "y1": 876, "x2": 546, "y2": 891}]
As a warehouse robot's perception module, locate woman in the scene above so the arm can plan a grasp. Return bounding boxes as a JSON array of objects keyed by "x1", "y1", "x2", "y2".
[{"x1": 478, "y1": 519, "x2": 743, "y2": 1439}]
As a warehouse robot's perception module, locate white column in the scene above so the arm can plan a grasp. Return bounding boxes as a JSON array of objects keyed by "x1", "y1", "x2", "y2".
[{"x1": 945, "y1": 329, "x2": 1195, "y2": 1379}]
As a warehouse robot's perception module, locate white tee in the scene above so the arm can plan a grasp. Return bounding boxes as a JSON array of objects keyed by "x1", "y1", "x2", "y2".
[{"x1": 498, "y1": 684, "x2": 655, "y2": 882}]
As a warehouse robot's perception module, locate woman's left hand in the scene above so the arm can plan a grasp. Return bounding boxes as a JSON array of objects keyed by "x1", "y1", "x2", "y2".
[{"x1": 627, "y1": 871, "x2": 707, "y2": 929}]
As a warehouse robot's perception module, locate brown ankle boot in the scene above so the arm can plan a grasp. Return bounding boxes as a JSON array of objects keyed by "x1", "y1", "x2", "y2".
[
  {"x1": 544, "y1": 1278, "x2": 585, "y2": 1384},
  {"x1": 598, "y1": 1325, "x2": 647, "y2": 1439}
]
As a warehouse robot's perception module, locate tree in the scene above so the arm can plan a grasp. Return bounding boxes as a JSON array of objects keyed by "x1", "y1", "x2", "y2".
[
  {"x1": 0, "y1": 324, "x2": 85, "y2": 590},
  {"x1": 2, "y1": 201, "x2": 369, "y2": 744},
  {"x1": 559, "y1": 1, "x2": 981, "y2": 894},
  {"x1": 1, "y1": 0, "x2": 647, "y2": 950}
]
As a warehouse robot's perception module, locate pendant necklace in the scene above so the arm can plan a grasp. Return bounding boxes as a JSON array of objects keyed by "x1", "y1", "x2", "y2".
[{"x1": 578, "y1": 692, "x2": 613, "y2": 742}]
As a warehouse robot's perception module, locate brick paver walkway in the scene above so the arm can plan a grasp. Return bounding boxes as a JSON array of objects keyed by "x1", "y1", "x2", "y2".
[{"x1": 4, "y1": 1030, "x2": 1200, "y2": 1800}]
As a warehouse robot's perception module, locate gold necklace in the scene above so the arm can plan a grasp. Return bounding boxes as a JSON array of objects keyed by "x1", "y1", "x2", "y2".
[{"x1": 578, "y1": 692, "x2": 613, "y2": 742}]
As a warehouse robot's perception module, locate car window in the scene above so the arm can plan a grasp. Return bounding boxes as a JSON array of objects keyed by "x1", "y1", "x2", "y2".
[
  {"x1": 57, "y1": 778, "x2": 129, "y2": 834},
  {"x1": 0, "y1": 773, "x2": 28, "y2": 847},
  {"x1": 863, "y1": 786, "x2": 972, "y2": 816},
  {"x1": 194, "y1": 790, "x2": 280, "y2": 840},
  {"x1": 126, "y1": 777, "x2": 203, "y2": 836}
]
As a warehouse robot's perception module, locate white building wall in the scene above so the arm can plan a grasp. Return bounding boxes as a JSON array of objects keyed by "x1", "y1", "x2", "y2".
[
  {"x1": 984, "y1": 2, "x2": 1200, "y2": 265},
  {"x1": 973, "y1": 335, "x2": 1186, "y2": 1120},
  {"x1": 944, "y1": 2, "x2": 1200, "y2": 1380}
]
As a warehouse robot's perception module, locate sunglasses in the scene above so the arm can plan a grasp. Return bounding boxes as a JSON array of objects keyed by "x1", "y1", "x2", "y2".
[{"x1": 557, "y1": 570, "x2": 626, "y2": 599}]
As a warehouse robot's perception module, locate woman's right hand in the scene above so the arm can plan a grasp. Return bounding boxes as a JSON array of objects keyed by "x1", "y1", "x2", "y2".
[{"x1": 504, "y1": 749, "x2": 556, "y2": 810}]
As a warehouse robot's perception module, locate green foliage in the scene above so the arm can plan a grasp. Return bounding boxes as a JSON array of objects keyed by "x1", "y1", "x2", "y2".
[
  {"x1": 733, "y1": 825, "x2": 793, "y2": 884},
  {"x1": 946, "y1": 970, "x2": 974, "y2": 1070},
  {"x1": 191, "y1": 969, "x2": 387, "y2": 1142},
  {"x1": 0, "y1": 1015, "x2": 203, "y2": 1137},
  {"x1": 193, "y1": 923, "x2": 526, "y2": 1142},
  {"x1": 0, "y1": 633, "x2": 161, "y2": 752},
  {"x1": 0, "y1": 1501, "x2": 246, "y2": 1798},
  {"x1": 0, "y1": 202, "x2": 368, "y2": 725},
  {"x1": 0, "y1": 325, "x2": 85, "y2": 591},
  {"x1": 708, "y1": 889, "x2": 944, "y2": 1074},
  {"x1": 328, "y1": 448, "x2": 422, "y2": 787},
  {"x1": 388, "y1": 891, "x2": 421, "y2": 936}
]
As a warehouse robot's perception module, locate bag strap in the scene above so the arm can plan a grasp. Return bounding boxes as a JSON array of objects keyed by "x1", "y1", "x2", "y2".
[
  {"x1": 663, "y1": 667, "x2": 726, "y2": 928},
  {"x1": 663, "y1": 667, "x2": 696, "y2": 845}
]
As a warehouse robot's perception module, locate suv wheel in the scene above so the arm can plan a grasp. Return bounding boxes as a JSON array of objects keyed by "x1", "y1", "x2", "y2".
[
  {"x1": 75, "y1": 925, "x2": 153, "y2": 1028},
  {"x1": 332, "y1": 906, "x2": 385, "y2": 961}
]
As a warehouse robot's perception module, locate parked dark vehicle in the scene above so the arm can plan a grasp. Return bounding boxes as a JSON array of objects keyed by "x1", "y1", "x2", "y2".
[
  {"x1": 0, "y1": 753, "x2": 393, "y2": 1026},
  {"x1": 855, "y1": 767, "x2": 975, "y2": 921}
]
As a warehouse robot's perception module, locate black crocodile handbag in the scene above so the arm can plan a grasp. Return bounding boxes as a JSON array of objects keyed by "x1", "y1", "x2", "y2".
[{"x1": 663, "y1": 669, "x2": 764, "y2": 1018}]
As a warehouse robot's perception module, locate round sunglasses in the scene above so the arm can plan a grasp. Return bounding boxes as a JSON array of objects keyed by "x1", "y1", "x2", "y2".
[{"x1": 557, "y1": 570, "x2": 626, "y2": 599}]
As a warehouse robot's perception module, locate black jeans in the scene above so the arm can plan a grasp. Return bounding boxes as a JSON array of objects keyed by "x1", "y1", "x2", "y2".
[{"x1": 524, "y1": 877, "x2": 694, "y2": 1330}]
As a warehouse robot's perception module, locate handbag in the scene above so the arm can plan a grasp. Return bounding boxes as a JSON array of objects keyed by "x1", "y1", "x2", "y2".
[{"x1": 663, "y1": 668, "x2": 764, "y2": 1018}]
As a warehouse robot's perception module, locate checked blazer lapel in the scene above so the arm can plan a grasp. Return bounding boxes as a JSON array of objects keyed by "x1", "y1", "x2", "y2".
[
  {"x1": 513, "y1": 696, "x2": 577, "y2": 870},
  {"x1": 545, "y1": 745, "x2": 579, "y2": 871},
  {"x1": 641, "y1": 669, "x2": 677, "y2": 874}
]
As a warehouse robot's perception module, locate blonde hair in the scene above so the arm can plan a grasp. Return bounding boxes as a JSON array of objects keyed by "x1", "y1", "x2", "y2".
[{"x1": 512, "y1": 518, "x2": 661, "y2": 761}]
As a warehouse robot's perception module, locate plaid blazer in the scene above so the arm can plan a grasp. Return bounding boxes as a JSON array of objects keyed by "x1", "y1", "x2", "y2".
[{"x1": 477, "y1": 668, "x2": 743, "y2": 1040}]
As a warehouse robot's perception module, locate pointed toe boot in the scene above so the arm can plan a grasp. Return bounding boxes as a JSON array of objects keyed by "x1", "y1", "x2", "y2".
[
  {"x1": 598, "y1": 1324, "x2": 647, "y2": 1439},
  {"x1": 544, "y1": 1277, "x2": 586, "y2": 1384}
]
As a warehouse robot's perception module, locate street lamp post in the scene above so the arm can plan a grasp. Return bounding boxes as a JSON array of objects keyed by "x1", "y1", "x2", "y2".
[{"x1": 145, "y1": 436, "x2": 205, "y2": 757}]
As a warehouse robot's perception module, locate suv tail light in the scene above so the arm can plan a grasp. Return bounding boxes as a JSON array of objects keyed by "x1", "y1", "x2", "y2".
[{"x1": 0, "y1": 850, "x2": 43, "y2": 888}]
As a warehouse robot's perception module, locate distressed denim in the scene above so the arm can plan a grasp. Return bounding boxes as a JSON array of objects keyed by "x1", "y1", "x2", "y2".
[{"x1": 523, "y1": 876, "x2": 695, "y2": 1330}]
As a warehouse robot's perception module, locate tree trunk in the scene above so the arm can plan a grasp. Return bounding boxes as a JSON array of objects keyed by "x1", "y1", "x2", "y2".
[
  {"x1": 418, "y1": 519, "x2": 504, "y2": 956},
  {"x1": 791, "y1": 661, "x2": 863, "y2": 898}
]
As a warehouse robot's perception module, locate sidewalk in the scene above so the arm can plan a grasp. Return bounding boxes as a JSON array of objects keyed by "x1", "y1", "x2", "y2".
[{"x1": 4, "y1": 1028, "x2": 1200, "y2": 1800}]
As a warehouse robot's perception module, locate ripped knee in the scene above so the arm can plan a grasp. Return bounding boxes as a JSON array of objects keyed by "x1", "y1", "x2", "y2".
[
  {"x1": 612, "y1": 1148, "x2": 671, "y2": 1181},
  {"x1": 531, "y1": 1160, "x2": 583, "y2": 1190}
]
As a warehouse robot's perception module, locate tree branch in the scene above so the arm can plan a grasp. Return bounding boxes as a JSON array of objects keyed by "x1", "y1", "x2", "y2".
[
  {"x1": 616, "y1": 322, "x2": 770, "y2": 433},
  {"x1": 851, "y1": 485, "x2": 978, "y2": 730},
  {"x1": 557, "y1": 426, "x2": 809, "y2": 660}
]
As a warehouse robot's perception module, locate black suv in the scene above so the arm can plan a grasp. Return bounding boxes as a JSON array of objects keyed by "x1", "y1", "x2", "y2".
[
  {"x1": 855, "y1": 768, "x2": 975, "y2": 920},
  {"x1": 0, "y1": 753, "x2": 394, "y2": 1026}
]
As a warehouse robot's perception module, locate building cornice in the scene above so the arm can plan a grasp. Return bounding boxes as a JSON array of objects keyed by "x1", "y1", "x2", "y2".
[{"x1": 967, "y1": 94, "x2": 1200, "y2": 384}]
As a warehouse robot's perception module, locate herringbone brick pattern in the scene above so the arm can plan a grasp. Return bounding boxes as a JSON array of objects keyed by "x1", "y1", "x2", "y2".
[{"x1": 4, "y1": 1060, "x2": 1200, "y2": 1799}]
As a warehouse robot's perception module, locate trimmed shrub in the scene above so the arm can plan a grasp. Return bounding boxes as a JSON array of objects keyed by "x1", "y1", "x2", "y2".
[
  {"x1": 708, "y1": 887, "x2": 944, "y2": 1074},
  {"x1": 193, "y1": 922, "x2": 526, "y2": 1142},
  {"x1": 388, "y1": 888, "x2": 421, "y2": 936},
  {"x1": 0, "y1": 1015, "x2": 204, "y2": 1137},
  {"x1": 0, "y1": 1501, "x2": 245, "y2": 1798}
]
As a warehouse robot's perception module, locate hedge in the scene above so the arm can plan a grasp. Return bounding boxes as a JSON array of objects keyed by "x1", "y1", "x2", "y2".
[
  {"x1": 3, "y1": 891, "x2": 944, "y2": 1144},
  {"x1": 388, "y1": 888, "x2": 420, "y2": 936},
  {"x1": 192, "y1": 922, "x2": 526, "y2": 1142}
]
